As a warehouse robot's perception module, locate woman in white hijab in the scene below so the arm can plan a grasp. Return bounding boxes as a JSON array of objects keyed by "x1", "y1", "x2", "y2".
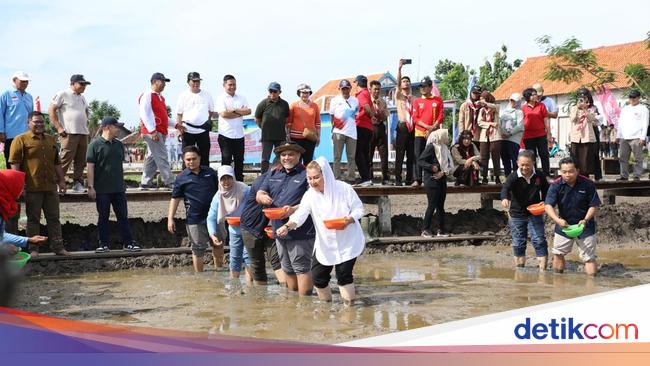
[
  {"x1": 276, "y1": 157, "x2": 365, "y2": 303},
  {"x1": 418, "y1": 129, "x2": 454, "y2": 238},
  {"x1": 207, "y1": 165, "x2": 252, "y2": 280}
]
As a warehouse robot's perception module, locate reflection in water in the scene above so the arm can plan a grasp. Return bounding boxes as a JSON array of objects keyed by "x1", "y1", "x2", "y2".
[{"x1": 13, "y1": 249, "x2": 646, "y2": 344}]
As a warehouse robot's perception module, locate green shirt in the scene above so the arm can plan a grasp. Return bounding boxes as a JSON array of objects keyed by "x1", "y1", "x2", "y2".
[
  {"x1": 86, "y1": 136, "x2": 126, "y2": 193},
  {"x1": 254, "y1": 97, "x2": 290, "y2": 141}
]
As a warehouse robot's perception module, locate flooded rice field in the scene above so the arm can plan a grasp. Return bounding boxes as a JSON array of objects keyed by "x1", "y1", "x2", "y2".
[{"x1": 13, "y1": 246, "x2": 649, "y2": 344}]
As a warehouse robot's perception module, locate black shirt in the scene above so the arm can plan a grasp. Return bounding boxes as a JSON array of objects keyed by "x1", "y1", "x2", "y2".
[
  {"x1": 172, "y1": 166, "x2": 218, "y2": 224},
  {"x1": 254, "y1": 97, "x2": 290, "y2": 141},
  {"x1": 500, "y1": 170, "x2": 550, "y2": 218},
  {"x1": 240, "y1": 173, "x2": 270, "y2": 239}
]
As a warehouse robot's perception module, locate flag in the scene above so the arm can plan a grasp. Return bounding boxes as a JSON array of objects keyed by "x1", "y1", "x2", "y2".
[
  {"x1": 595, "y1": 86, "x2": 621, "y2": 126},
  {"x1": 35, "y1": 96, "x2": 41, "y2": 112}
]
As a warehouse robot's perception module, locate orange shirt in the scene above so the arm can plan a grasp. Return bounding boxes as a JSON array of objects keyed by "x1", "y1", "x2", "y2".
[{"x1": 287, "y1": 100, "x2": 321, "y2": 140}]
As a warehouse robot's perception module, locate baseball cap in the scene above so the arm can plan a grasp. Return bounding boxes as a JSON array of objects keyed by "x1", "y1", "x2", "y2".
[
  {"x1": 339, "y1": 79, "x2": 352, "y2": 89},
  {"x1": 509, "y1": 92, "x2": 522, "y2": 102},
  {"x1": 217, "y1": 165, "x2": 235, "y2": 180},
  {"x1": 628, "y1": 89, "x2": 641, "y2": 98},
  {"x1": 100, "y1": 116, "x2": 124, "y2": 127},
  {"x1": 268, "y1": 81, "x2": 282, "y2": 92},
  {"x1": 151, "y1": 72, "x2": 170, "y2": 82},
  {"x1": 70, "y1": 74, "x2": 91, "y2": 85},
  {"x1": 355, "y1": 75, "x2": 368, "y2": 84},
  {"x1": 420, "y1": 76, "x2": 433, "y2": 87},
  {"x1": 274, "y1": 141, "x2": 306, "y2": 154},
  {"x1": 187, "y1": 72, "x2": 202, "y2": 81},
  {"x1": 471, "y1": 85, "x2": 482, "y2": 94},
  {"x1": 12, "y1": 71, "x2": 30, "y2": 81}
]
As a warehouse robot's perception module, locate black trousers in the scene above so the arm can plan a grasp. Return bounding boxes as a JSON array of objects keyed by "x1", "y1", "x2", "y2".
[
  {"x1": 368, "y1": 123, "x2": 389, "y2": 181},
  {"x1": 311, "y1": 256, "x2": 357, "y2": 288},
  {"x1": 523, "y1": 136, "x2": 550, "y2": 176},
  {"x1": 394, "y1": 122, "x2": 415, "y2": 184},
  {"x1": 261, "y1": 139, "x2": 285, "y2": 173},
  {"x1": 217, "y1": 135, "x2": 245, "y2": 181},
  {"x1": 294, "y1": 138, "x2": 317, "y2": 165},
  {"x1": 593, "y1": 125, "x2": 603, "y2": 180},
  {"x1": 182, "y1": 130, "x2": 211, "y2": 167},
  {"x1": 423, "y1": 177, "x2": 447, "y2": 233},
  {"x1": 414, "y1": 136, "x2": 427, "y2": 183},
  {"x1": 479, "y1": 141, "x2": 502, "y2": 179},
  {"x1": 355, "y1": 127, "x2": 373, "y2": 181},
  {"x1": 500, "y1": 140, "x2": 519, "y2": 176},
  {"x1": 3, "y1": 138, "x2": 13, "y2": 163}
]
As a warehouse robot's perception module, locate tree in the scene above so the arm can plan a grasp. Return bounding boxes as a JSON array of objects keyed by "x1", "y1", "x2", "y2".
[
  {"x1": 88, "y1": 100, "x2": 121, "y2": 136},
  {"x1": 477, "y1": 45, "x2": 522, "y2": 92},
  {"x1": 435, "y1": 60, "x2": 473, "y2": 102}
]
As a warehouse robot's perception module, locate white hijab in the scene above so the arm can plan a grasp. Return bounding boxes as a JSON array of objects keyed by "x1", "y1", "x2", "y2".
[
  {"x1": 310, "y1": 156, "x2": 349, "y2": 219},
  {"x1": 216, "y1": 165, "x2": 248, "y2": 223},
  {"x1": 426, "y1": 129, "x2": 455, "y2": 174}
]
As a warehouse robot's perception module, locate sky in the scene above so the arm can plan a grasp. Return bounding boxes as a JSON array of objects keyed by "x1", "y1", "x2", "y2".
[{"x1": 1, "y1": 0, "x2": 648, "y2": 128}]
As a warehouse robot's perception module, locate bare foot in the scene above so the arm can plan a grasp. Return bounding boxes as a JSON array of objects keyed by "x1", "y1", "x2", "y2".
[{"x1": 55, "y1": 249, "x2": 72, "y2": 256}]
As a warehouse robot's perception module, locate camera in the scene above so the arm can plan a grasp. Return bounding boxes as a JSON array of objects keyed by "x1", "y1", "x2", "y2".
[{"x1": 401, "y1": 59, "x2": 412, "y2": 64}]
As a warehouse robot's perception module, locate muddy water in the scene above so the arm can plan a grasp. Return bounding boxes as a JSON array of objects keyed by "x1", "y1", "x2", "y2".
[{"x1": 13, "y1": 248, "x2": 647, "y2": 344}]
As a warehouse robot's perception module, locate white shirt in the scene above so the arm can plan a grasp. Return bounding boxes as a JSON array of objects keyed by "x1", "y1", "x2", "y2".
[
  {"x1": 329, "y1": 95, "x2": 359, "y2": 139},
  {"x1": 176, "y1": 89, "x2": 214, "y2": 134},
  {"x1": 215, "y1": 93, "x2": 248, "y2": 139},
  {"x1": 289, "y1": 157, "x2": 365, "y2": 266},
  {"x1": 617, "y1": 103, "x2": 649, "y2": 140}
]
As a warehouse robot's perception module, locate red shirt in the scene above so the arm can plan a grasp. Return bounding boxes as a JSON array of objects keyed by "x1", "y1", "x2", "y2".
[
  {"x1": 521, "y1": 102, "x2": 548, "y2": 140},
  {"x1": 412, "y1": 95, "x2": 444, "y2": 132},
  {"x1": 355, "y1": 88, "x2": 374, "y2": 130}
]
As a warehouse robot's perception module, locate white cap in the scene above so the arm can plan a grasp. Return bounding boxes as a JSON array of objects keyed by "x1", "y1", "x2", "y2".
[
  {"x1": 12, "y1": 71, "x2": 30, "y2": 81},
  {"x1": 509, "y1": 92, "x2": 522, "y2": 102},
  {"x1": 217, "y1": 165, "x2": 235, "y2": 180},
  {"x1": 532, "y1": 83, "x2": 543, "y2": 94}
]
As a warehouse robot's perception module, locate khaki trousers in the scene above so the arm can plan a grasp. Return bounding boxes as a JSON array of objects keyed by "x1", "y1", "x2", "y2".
[{"x1": 60, "y1": 134, "x2": 88, "y2": 183}]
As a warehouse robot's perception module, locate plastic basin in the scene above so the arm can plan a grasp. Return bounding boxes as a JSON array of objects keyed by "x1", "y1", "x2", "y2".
[
  {"x1": 562, "y1": 224, "x2": 584, "y2": 238},
  {"x1": 323, "y1": 218, "x2": 348, "y2": 230},
  {"x1": 527, "y1": 202, "x2": 545, "y2": 216},
  {"x1": 9, "y1": 252, "x2": 31, "y2": 269},
  {"x1": 264, "y1": 226, "x2": 274, "y2": 239},
  {"x1": 263, "y1": 208, "x2": 287, "y2": 220},
  {"x1": 225, "y1": 217, "x2": 241, "y2": 227}
]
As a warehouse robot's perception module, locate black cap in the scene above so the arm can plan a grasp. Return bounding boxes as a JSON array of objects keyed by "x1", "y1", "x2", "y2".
[
  {"x1": 471, "y1": 85, "x2": 482, "y2": 94},
  {"x1": 70, "y1": 74, "x2": 91, "y2": 85},
  {"x1": 339, "y1": 79, "x2": 352, "y2": 89},
  {"x1": 420, "y1": 76, "x2": 433, "y2": 87},
  {"x1": 355, "y1": 75, "x2": 368, "y2": 84},
  {"x1": 628, "y1": 89, "x2": 641, "y2": 98},
  {"x1": 273, "y1": 141, "x2": 306, "y2": 154},
  {"x1": 151, "y1": 72, "x2": 170, "y2": 82},
  {"x1": 187, "y1": 72, "x2": 202, "y2": 82},
  {"x1": 100, "y1": 116, "x2": 124, "y2": 127}
]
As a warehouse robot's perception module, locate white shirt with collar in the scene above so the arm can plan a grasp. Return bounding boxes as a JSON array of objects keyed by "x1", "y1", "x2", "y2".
[
  {"x1": 215, "y1": 93, "x2": 248, "y2": 139},
  {"x1": 176, "y1": 89, "x2": 214, "y2": 135},
  {"x1": 329, "y1": 94, "x2": 359, "y2": 139},
  {"x1": 617, "y1": 103, "x2": 649, "y2": 140},
  {"x1": 517, "y1": 167, "x2": 536, "y2": 184}
]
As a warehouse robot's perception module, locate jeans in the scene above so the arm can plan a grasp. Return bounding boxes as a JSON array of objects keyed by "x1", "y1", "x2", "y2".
[
  {"x1": 523, "y1": 136, "x2": 550, "y2": 176},
  {"x1": 332, "y1": 133, "x2": 357, "y2": 181},
  {"x1": 509, "y1": 215, "x2": 548, "y2": 257},
  {"x1": 501, "y1": 140, "x2": 520, "y2": 176},
  {"x1": 355, "y1": 127, "x2": 373, "y2": 181},
  {"x1": 228, "y1": 225, "x2": 251, "y2": 272},
  {"x1": 96, "y1": 192, "x2": 134, "y2": 246},
  {"x1": 261, "y1": 139, "x2": 285, "y2": 173},
  {"x1": 182, "y1": 130, "x2": 211, "y2": 167},
  {"x1": 369, "y1": 123, "x2": 389, "y2": 181},
  {"x1": 218, "y1": 135, "x2": 245, "y2": 181},
  {"x1": 394, "y1": 122, "x2": 415, "y2": 184}
]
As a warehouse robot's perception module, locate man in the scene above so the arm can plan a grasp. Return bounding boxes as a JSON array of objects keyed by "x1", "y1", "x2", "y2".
[
  {"x1": 256, "y1": 141, "x2": 315, "y2": 296},
  {"x1": 392, "y1": 60, "x2": 416, "y2": 186},
  {"x1": 458, "y1": 85, "x2": 483, "y2": 149},
  {"x1": 1, "y1": 71, "x2": 33, "y2": 162},
  {"x1": 532, "y1": 83, "x2": 559, "y2": 119},
  {"x1": 545, "y1": 157, "x2": 600, "y2": 275},
  {"x1": 167, "y1": 146, "x2": 219, "y2": 272},
  {"x1": 9, "y1": 111, "x2": 69, "y2": 257},
  {"x1": 500, "y1": 150, "x2": 549, "y2": 270},
  {"x1": 215, "y1": 75, "x2": 250, "y2": 181},
  {"x1": 49, "y1": 74, "x2": 91, "y2": 193},
  {"x1": 139, "y1": 72, "x2": 175, "y2": 190},
  {"x1": 368, "y1": 80, "x2": 390, "y2": 185},
  {"x1": 330, "y1": 80, "x2": 359, "y2": 183},
  {"x1": 87, "y1": 117, "x2": 141, "y2": 253},
  {"x1": 175, "y1": 72, "x2": 214, "y2": 167},
  {"x1": 616, "y1": 89, "x2": 649, "y2": 181},
  {"x1": 353, "y1": 75, "x2": 375, "y2": 187},
  {"x1": 254, "y1": 82, "x2": 290, "y2": 173},
  {"x1": 412, "y1": 76, "x2": 444, "y2": 186}
]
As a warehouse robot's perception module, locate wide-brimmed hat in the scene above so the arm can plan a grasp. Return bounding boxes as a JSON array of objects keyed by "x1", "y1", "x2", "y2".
[{"x1": 274, "y1": 141, "x2": 305, "y2": 154}]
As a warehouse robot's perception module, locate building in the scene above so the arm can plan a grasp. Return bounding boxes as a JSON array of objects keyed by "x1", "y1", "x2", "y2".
[{"x1": 493, "y1": 40, "x2": 650, "y2": 149}]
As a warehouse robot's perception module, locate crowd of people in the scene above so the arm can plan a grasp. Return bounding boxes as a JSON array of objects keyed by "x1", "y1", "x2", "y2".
[{"x1": 0, "y1": 62, "x2": 648, "y2": 293}]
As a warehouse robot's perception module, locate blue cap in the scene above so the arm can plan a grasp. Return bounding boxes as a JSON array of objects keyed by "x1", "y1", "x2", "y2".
[
  {"x1": 339, "y1": 79, "x2": 352, "y2": 89},
  {"x1": 100, "y1": 116, "x2": 124, "y2": 127},
  {"x1": 151, "y1": 72, "x2": 170, "y2": 82},
  {"x1": 268, "y1": 81, "x2": 281, "y2": 91}
]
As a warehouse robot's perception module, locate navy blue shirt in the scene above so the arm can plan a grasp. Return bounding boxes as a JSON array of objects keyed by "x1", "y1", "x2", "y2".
[
  {"x1": 545, "y1": 176, "x2": 601, "y2": 238},
  {"x1": 240, "y1": 172, "x2": 270, "y2": 239},
  {"x1": 259, "y1": 165, "x2": 315, "y2": 240},
  {"x1": 172, "y1": 167, "x2": 218, "y2": 225}
]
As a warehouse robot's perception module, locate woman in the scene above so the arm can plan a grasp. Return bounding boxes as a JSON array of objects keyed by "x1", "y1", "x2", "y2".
[
  {"x1": 276, "y1": 157, "x2": 365, "y2": 304},
  {"x1": 418, "y1": 129, "x2": 454, "y2": 237},
  {"x1": 499, "y1": 92, "x2": 524, "y2": 176},
  {"x1": 521, "y1": 87, "x2": 551, "y2": 176},
  {"x1": 477, "y1": 91, "x2": 503, "y2": 184},
  {"x1": 451, "y1": 130, "x2": 481, "y2": 187},
  {"x1": 207, "y1": 165, "x2": 252, "y2": 280},
  {"x1": 568, "y1": 88, "x2": 600, "y2": 176},
  {"x1": 0, "y1": 170, "x2": 46, "y2": 254},
  {"x1": 287, "y1": 83, "x2": 321, "y2": 165}
]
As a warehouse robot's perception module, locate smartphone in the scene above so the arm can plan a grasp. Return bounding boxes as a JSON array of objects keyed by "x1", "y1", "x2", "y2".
[{"x1": 402, "y1": 59, "x2": 412, "y2": 64}]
